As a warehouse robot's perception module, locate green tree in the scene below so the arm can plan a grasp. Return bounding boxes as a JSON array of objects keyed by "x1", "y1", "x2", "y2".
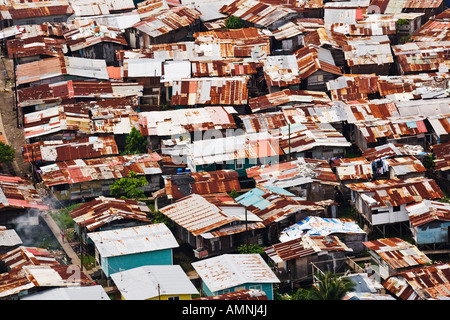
[
  {"x1": 422, "y1": 153, "x2": 436, "y2": 170},
  {"x1": 238, "y1": 243, "x2": 265, "y2": 254},
  {"x1": 225, "y1": 15, "x2": 245, "y2": 29},
  {"x1": 293, "y1": 272, "x2": 355, "y2": 300},
  {"x1": 0, "y1": 142, "x2": 15, "y2": 164},
  {"x1": 110, "y1": 171, "x2": 148, "y2": 199},
  {"x1": 122, "y1": 127, "x2": 148, "y2": 155},
  {"x1": 228, "y1": 189, "x2": 239, "y2": 199}
]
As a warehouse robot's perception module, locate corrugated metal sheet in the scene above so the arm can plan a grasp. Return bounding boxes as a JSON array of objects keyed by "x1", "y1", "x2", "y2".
[
  {"x1": 163, "y1": 170, "x2": 241, "y2": 199},
  {"x1": 134, "y1": 6, "x2": 201, "y2": 37},
  {"x1": 332, "y1": 157, "x2": 373, "y2": 181},
  {"x1": 159, "y1": 193, "x2": 240, "y2": 236},
  {"x1": 170, "y1": 76, "x2": 249, "y2": 106},
  {"x1": 139, "y1": 106, "x2": 236, "y2": 137},
  {"x1": 265, "y1": 235, "x2": 352, "y2": 263},
  {"x1": 383, "y1": 263, "x2": 450, "y2": 300},
  {"x1": 327, "y1": 74, "x2": 380, "y2": 102},
  {"x1": 294, "y1": 44, "x2": 342, "y2": 79},
  {"x1": 63, "y1": 21, "x2": 127, "y2": 51},
  {"x1": 246, "y1": 157, "x2": 339, "y2": 188},
  {"x1": 88, "y1": 223, "x2": 179, "y2": 258},
  {"x1": 192, "y1": 254, "x2": 279, "y2": 293},
  {"x1": 406, "y1": 200, "x2": 450, "y2": 228},
  {"x1": 363, "y1": 143, "x2": 426, "y2": 162},
  {"x1": 344, "y1": 35, "x2": 393, "y2": 67},
  {"x1": 240, "y1": 111, "x2": 288, "y2": 133},
  {"x1": 279, "y1": 216, "x2": 366, "y2": 242},
  {"x1": 263, "y1": 55, "x2": 301, "y2": 87},
  {"x1": 363, "y1": 237, "x2": 431, "y2": 270},
  {"x1": 392, "y1": 41, "x2": 450, "y2": 74},
  {"x1": 0, "y1": 227, "x2": 22, "y2": 247},
  {"x1": 110, "y1": 265, "x2": 198, "y2": 300},
  {"x1": 69, "y1": 196, "x2": 151, "y2": 231},
  {"x1": 22, "y1": 136, "x2": 119, "y2": 163},
  {"x1": 16, "y1": 56, "x2": 109, "y2": 85},
  {"x1": 0, "y1": 174, "x2": 49, "y2": 211},
  {"x1": 39, "y1": 153, "x2": 162, "y2": 187},
  {"x1": 249, "y1": 89, "x2": 331, "y2": 113},
  {"x1": 220, "y1": 0, "x2": 296, "y2": 27},
  {"x1": 6, "y1": 35, "x2": 67, "y2": 58},
  {"x1": 347, "y1": 177, "x2": 445, "y2": 208},
  {"x1": 385, "y1": 156, "x2": 427, "y2": 176}
]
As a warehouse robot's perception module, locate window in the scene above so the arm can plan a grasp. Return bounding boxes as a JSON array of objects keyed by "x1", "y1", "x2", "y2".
[
  {"x1": 393, "y1": 206, "x2": 401, "y2": 212},
  {"x1": 235, "y1": 158, "x2": 244, "y2": 170},
  {"x1": 249, "y1": 285, "x2": 262, "y2": 291},
  {"x1": 168, "y1": 296, "x2": 180, "y2": 300}
]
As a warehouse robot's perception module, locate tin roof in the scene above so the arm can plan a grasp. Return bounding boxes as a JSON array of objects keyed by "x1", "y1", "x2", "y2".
[
  {"x1": 273, "y1": 121, "x2": 352, "y2": 154},
  {"x1": 68, "y1": 196, "x2": 151, "y2": 231},
  {"x1": 282, "y1": 103, "x2": 348, "y2": 124},
  {"x1": 279, "y1": 216, "x2": 366, "y2": 242},
  {"x1": 392, "y1": 41, "x2": 450, "y2": 74},
  {"x1": 192, "y1": 254, "x2": 279, "y2": 292},
  {"x1": 0, "y1": 175, "x2": 49, "y2": 211},
  {"x1": 343, "y1": 35, "x2": 393, "y2": 67},
  {"x1": 22, "y1": 136, "x2": 119, "y2": 163},
  {"x1": 383, "y1": 263, "x2": 450, "y2": 300},
  {"x1": 170, "y1": 76, "x2": 249, "y2": 106},
  {"x1": 194, "y1": 289, "x2": 269, "y2": 300},
  {"x1": 432, "y1": 141, "x2": 450, "y2": 171},
  {"x1": 18, "y1": 80, "x2": 143, "y2": 108},
  {"x1": 263, "y1": 55, "x2": 301, "y2": 87},
  {"x1": 88, "y1": 223, "x2": 179, "y2": 258},
  {"x1": 0, "y1": 226, "x2": 22, "y2": 247},
  {"x1": 363, "y1": 237, "x2": 431, "y2": 270},
  {"x1": 240, "y1": 111, "x2": 288, "y2": 133},
  {"x1": 411, "y1": 19, "x2": 450, "y2": 42},
  {"x1": 111, "y1": 265, "x2": 199, "y2": 300},
  {"x1": 16, "y1": 56, "x2": 109, "y2": 85},
  {"x1": 406, "y1": 200, "x2": 450, "y2": 228},
  {"x1": 246, "y1": 157, "x2": 339, "y2": 188},
  {"x1": 219, "y1": 0, "x2": 297, "y2": 27},
  {"x1": 163, "y1": 170, "x2": 241, "y2": 199},
  {"x1": 324, "y1": 0, "x2": 369, "y2": 25},
  {"x1": 1, "y1": 0, "x2": 73, "y2": 20},
  {"x1": 363, "y1": 143, "x2": 426, "y2": 162},
  {"x1": 385, "y1": 156, "x2": 427, "y2": 176},
  {"x1": 294, "y1": 45, "x2": 343, "y2": 79},
  {"x1": 6, "y1": 35, "x2": 67, "y2": 58},
  {"x1": 352, "y1": 116, "x2": 428, "y2": 144},
  {"x1": 265, "y1": 235, "x2": 352, "y2": 263},
  {"x1": 346, "y1": 177, "x2": 445, "y2": 208},
  {"x1": 327, "y1": 74, "x2": 379, "y2": 102},
  {"x1": 188, "y1": 131, "x2": 283, "y2": 166},
  {"x1": 39, "y1": 153, "x2": 162, "y2": 187},
  {"x1": 138, "y1": 106, "x2": 237, "y2": 137},
  {"x1": 23, "y1": 105, "x2": 91, "y2": 139},
  {"x1": 235, "y1": 184, "x2": 320, "y2": 225},
  {"x1": 0, "y1": 246, "x2": 58, "y2": 271},
  {"x1": 63, "y1": 21, "x2": 128, "y2": 51},
  {"x1": 134, "y1": 6, "x2": 201, "y2": 37},
  {"x1": 371, "y1": 0, "x2": 443, "y2": 13},
  {"x1": 249, "y1": 89, "x2": 331, "y2": 113},
  {"x1": 191, "y1": 58, "x2": 260, "y2": 77},
  {"x1": 333, "y1": 157, "x2": 373, "y2": 181},
  {"x1": 343, "y1": 100, "x2": 399, "y2": 123},
  {"x1": 159, "y1": 193, "x2": 242, "y2": 236}
]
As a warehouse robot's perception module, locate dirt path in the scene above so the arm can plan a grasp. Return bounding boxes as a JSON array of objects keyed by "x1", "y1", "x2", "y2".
[{"x1": 0, "y1": 55, "x2": 29, "y2": 176}]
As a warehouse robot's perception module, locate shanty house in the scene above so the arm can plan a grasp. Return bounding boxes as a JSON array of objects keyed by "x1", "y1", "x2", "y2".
[
  {"x1": 234, "y1": 185, "x2": 333, "y2": 244},
  {"x1": 279, "y1": 216, "x2": 367, "y2": 253},
  {"x1": 88, "y1": 223, "x2": 179, "y2": 278},
  {"x1": 186, "y1": 131, "x2": 282, "y2": 177},
  {"x1": 363, "y1": 237, "x2": 431, "y2": 283},
  {"x1": 192, "y1": 254, "x2": 280, "y2": 300},
  {"x1": 159, "y1": 193, "x2": 265, "y2": 259},
  {"x1": 294, "y1": 45, "x2": 343, "y2": 91},
  {"x1": 38, "y1": 153, "x2": 162, "y2": 201},
  {"x1": 264, "y1": 235, "x2": 353, "y2": 283},
  {"x1": 382, "y1": 263, "x2": 450, "y2": 300},
  {"x1": 68, "y1": 196, "x2": 152, "y2": 239},
  {"x1": 245, "y1": 158, "x2": 339, "y2": 202},
  {"x1": 346, "y1": 178, "x2": 445, "y2": 235},
  {"x1": 384, "y1": 156, "x2": 427, "y2": 180},
  {"x1": 111, "y1": 265, "x2": 199, "y2": 300},
  {"x1": 406, "y1": 200, "x2": 450, "y2": 249},
  {"x1": 0, "y1": 226, "x2": 22, "y2": 255},
  {"x1": 63, "y1": 22, "x2": 128, "y2": 64},
  {"x1": 431, "y1": 141, "x2": 450, "y2": 194}
]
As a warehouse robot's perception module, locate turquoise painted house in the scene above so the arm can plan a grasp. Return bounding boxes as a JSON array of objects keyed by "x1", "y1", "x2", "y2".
[
  {"x1": 192, "y1": 254, "x2": 280, "y2": 300},
  {"x1": 406, "y1": 200, "x2": 450, "y2": 247},
  {"x1": 88, "y1": 223, "x2": 179, "y2": 278}
]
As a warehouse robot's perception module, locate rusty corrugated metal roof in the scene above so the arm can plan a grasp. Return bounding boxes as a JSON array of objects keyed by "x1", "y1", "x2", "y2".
[
  {"x1": 406, "y1": 200, "x2": 450, "y2": 228},
  {"x1": 363, "y1": 237, "x2": 431, "y2": 270},
  {"x1": 383, "y1": 263, "x2": 450, "y2": 300}
]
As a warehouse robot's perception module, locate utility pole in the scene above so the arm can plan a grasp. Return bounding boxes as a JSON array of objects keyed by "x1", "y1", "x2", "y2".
[{"x1": 288, "y1": 123, "x2": 291, "y2": 160}]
